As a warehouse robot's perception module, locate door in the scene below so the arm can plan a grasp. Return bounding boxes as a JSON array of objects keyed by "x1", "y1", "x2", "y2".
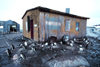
[{"x1": 30, "y1": 20, "x2": 34, "y2": 39}]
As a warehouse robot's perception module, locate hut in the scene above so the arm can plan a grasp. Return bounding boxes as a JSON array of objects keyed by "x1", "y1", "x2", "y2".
[
  {"x1": 0, "y1": 20, "x2": 20, "y2": 33},
  {"x1": 22, "y1": 6, "x2": 89, "y2": 41}
]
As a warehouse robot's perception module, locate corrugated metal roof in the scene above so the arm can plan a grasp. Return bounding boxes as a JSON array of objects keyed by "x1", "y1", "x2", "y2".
[{"x1": 22, "y1": 6, "x2": 90, "y2": 19}]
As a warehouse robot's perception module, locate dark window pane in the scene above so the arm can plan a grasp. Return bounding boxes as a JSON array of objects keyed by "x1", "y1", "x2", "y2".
[{"x1": 76, "y1": 22, "x2": 79, "y2": 31}]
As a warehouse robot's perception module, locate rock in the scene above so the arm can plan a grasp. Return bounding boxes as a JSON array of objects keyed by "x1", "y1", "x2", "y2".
[
  {"x1": 18, "y1": 47, "x2": 26, "y2": 53},
  {"x1": 27, "y1": 47, "x2": 35, "y2": 55},
  {"x1": 66, "y1": 46, "x2": 75, "y2": 51},
  {"x1": 45, "y1": 55, "x2": 90, "y2": 67}
]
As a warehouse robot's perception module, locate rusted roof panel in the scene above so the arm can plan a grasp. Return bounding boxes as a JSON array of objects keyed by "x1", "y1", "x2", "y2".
[{"x1": 22, "y1": 6, "x2": 90, "y2": 19}]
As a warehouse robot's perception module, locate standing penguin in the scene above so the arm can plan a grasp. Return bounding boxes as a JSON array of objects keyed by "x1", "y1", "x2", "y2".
[
  {"x1": 20, "y1": 53, "x2": 26, "y2": 60},
  {"x1": 79, "y1": 45, "x2": 84, "y2": 53},
  {"x1": 11, "y1": 44, "x2": 15, "y2": 50},
  {"x1": 24, "y1": 41, "x2": 28, "y2": 47},
  {"x1": 6, "y1": 49, "x2": 12, "y2": 58}
]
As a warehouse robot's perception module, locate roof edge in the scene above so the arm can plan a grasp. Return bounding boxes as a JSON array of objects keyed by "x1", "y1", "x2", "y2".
[{"x1": 22, "y1": 6, "x2": 90, "y2": 19}]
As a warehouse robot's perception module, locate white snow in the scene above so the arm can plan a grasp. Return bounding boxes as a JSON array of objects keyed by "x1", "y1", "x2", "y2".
[{"x1": 87, "y1": 27, "x2": 100, "y2": 38}]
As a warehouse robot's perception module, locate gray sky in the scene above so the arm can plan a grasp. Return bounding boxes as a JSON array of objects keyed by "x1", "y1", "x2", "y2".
[{"x1": 0, "y1": 0, "x2": 100, "y2": 29}]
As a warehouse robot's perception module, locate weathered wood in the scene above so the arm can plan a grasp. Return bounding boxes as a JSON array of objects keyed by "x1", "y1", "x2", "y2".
[{"x1": 22, "y1": 8, "x2": 87, "y2": 42}]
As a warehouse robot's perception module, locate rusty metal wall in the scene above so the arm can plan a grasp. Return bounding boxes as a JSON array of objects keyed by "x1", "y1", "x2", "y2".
[
  {"x1": 45, "y1": 14, "x2": 64, "y2": 39},
  {"x1": 23, "y1": 10, "x2": 87, "y2": 41},
  {"x1": 39, "y1": 12, "x2": 87, "y2": 41},
  {"x1": 39, "y1": 13, "x2": 45, "y2": 41},
  {"x1": 39, "y1": 12, "x2": 65, "y2": 41}
]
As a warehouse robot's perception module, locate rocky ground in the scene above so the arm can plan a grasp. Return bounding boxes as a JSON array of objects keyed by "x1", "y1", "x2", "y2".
[
  {"x1": 82, "y1": 37, "x2": 100, "y2": 67},
  {"x1": 0, "y1": 32, "x2": 100, "y2": 67}
]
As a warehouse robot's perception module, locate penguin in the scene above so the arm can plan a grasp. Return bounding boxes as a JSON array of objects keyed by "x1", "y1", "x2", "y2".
[
  {"x1": 70, "y1": 43, "x2": 74, "y2": 47},
  {"x1": 54, "y1": 42, "x2": 57, "y2": 46},
  {"x1": 6, "y1": 49, "x2": 12, "y2": 57},
  {"x1": 79, "y1": 45, "x2": 84, "y2": 52},
  {"x1": 45, "y1": 42, "x2": 48, "y2": 46},
  {"x1": 60, "y1": 41, "x2": 63, "y2": 44},
  {"x1": 20, "y1": 53, "x2": 25, "y2": 60},
  {"x1": 11, "y1": 44, "x2": 15, "y2": 50},
  {"x1": 74, "y1": 38, "x2": 76, "y2": 41},
  {"x1": 24, "y1": 41, "x2": 28, "y2": 46}
]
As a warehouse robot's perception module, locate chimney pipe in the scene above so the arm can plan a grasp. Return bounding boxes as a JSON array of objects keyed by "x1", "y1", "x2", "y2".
[{"x1": 66, "y1": 8, "x2": 70, "y2": 13}]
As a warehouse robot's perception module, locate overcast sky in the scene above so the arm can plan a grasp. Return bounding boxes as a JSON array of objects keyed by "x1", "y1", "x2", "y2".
[{"x1": 0, "y1": 0, "x2": 100, "y2": 29}]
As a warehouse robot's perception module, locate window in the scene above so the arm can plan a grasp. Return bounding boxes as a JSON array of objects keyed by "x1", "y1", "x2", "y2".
[
  {"x1": 45, "y1": 17, "x2": 61, "y2": 30},
  {"x1": 26, "y1": 16, "x2": 30, "y2": 32},
  {"x1": 76, "y1": 22, "x2": 79, "y2": 31},
  {"x1": 65, "y1": 20, "x2": 70, "y2": 31},
  {"x1": 26, "y1": 21, "x2": 28, "y2": 31}
]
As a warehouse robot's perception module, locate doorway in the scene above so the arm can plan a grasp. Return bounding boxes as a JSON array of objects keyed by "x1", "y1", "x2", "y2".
[
  {"x1": 10, "y1": 25, "x2": 17, "y2": 32},
  {"x1": 30, "y1": 20, "x2": 34, "y2": 39}
]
